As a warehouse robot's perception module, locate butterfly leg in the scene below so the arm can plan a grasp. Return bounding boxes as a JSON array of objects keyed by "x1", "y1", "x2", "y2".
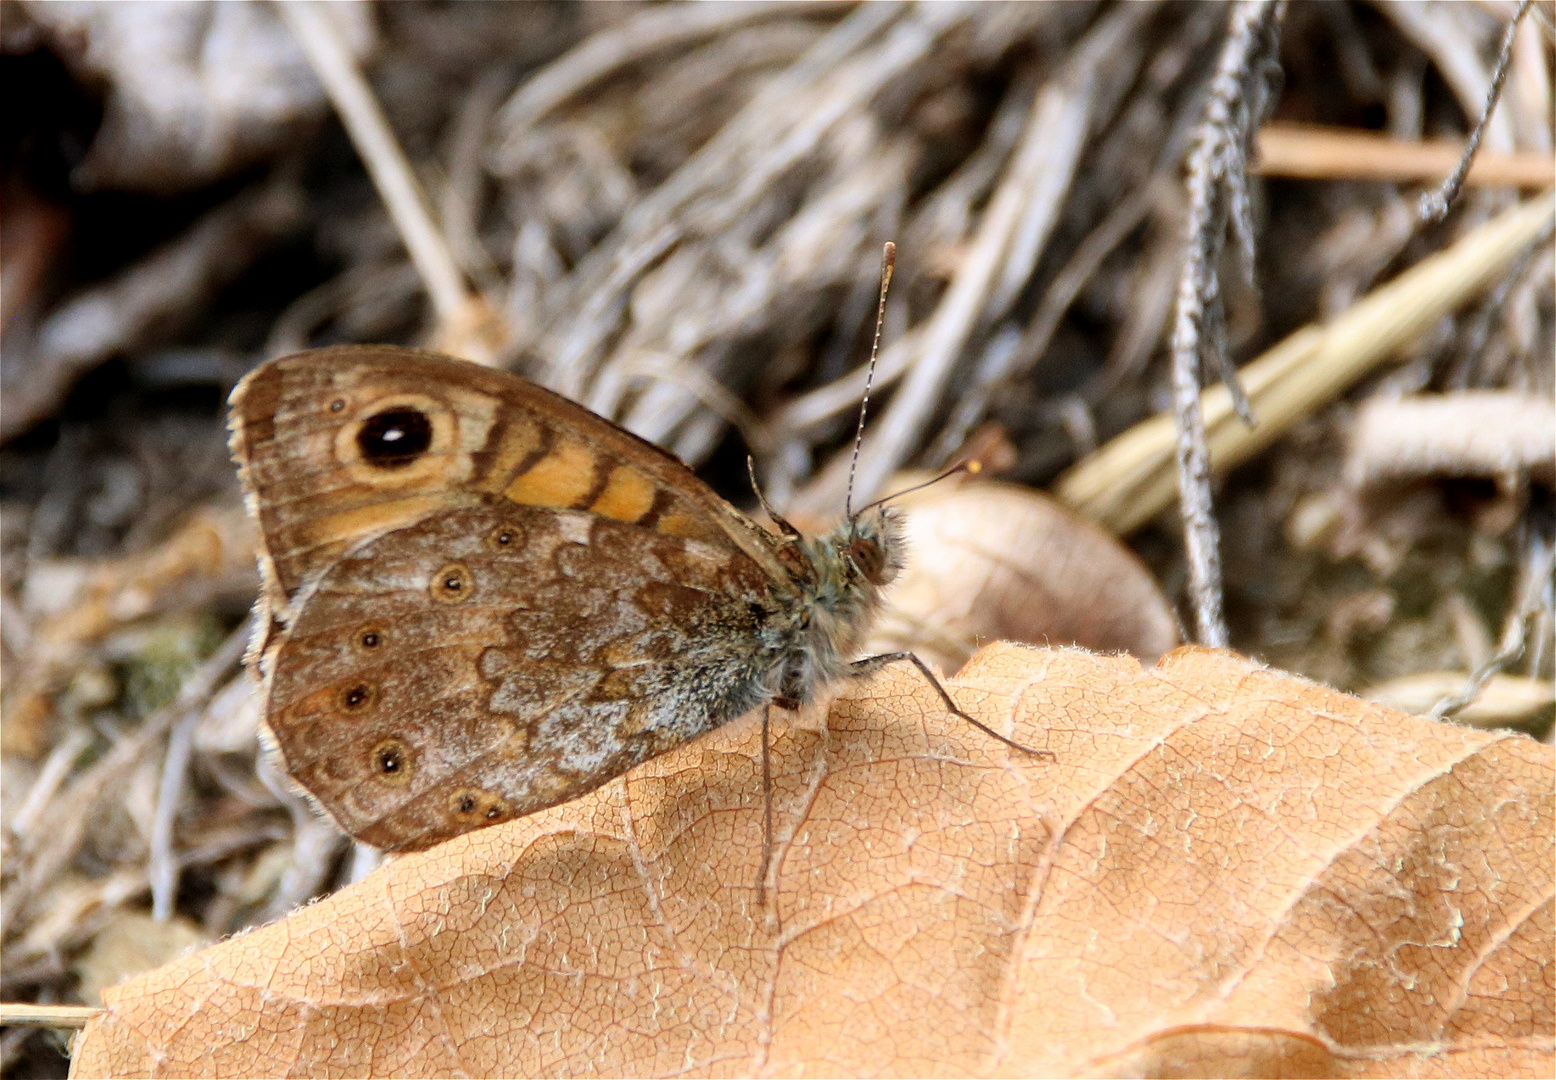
[
  {"x1": 756, "y1": 702, "x2": 775, "y2": 904},
  {"x1": 850, "y1": 652, "x2": 1055, "y2": 760}
]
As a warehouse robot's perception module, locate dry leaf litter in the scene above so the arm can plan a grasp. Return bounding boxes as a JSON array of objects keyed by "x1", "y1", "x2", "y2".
[{"x1": 0, "y1": 2, "x2": 1551, "y2": 1077}]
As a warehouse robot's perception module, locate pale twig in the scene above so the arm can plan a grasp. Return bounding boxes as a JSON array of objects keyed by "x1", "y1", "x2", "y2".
[
  {"x1": 441, "y1": 64, "x2": 517, "y2": 287},
  {"x1": 1054, "y1": 193, "x2": 1554, "y2": 535},
  {"x1": 1431, "y1": 533, "x2": 1552, "y2": 720},
  {"x1": 1169, "y1": 0, "x2": 1286, "y2": 646},
  {"x1": 1343, "y1": 391, "x2": 1555, "y2": 487},
  {"x1": 0, "y1": 1003, "x2": 102, "y2": 1029},
  {"x1": 4, "y1": 727, "x2": 90, "y2": 843},
  {"x1": 148, "y1": 621, "x2": 251, "y2": 921},
  {"x1": 617, "y1": 351, "x2": 776, "y2": 456},
  {"x1": 1365, "y1": 671, "x2": 1553, "y2": 728},
  {"x1": 1380, "y1": 1, "x2": 1518, "y2": 156},
  {"x1": 491, "y1": 1, "x2": 827, "y2": 154},
  {"x1": 147, "y1": 712, "x2": 200, "y2": 923},
  {"x1": 274, "y1": 0, "x2": 476, "y2": 346},
  {"x1": 1254, "y1": 122, "x2": 1553, "y2": 188},
  {"x1": 1419, "y1": 0, "x2": 1533, "y2": 222},
  {"x1": 929, "y1": 176, "x2": 1165, "y2": 464},
  {"x1": 796, "y1": 2, "x2": 1154, "y2": 517},
  {"x1": 771, "y1": 327, "x2": 924, "y2": 435}
]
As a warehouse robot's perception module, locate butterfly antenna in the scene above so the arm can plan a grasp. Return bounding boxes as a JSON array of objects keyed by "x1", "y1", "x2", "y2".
[
  {"x1": 845, "y1": 241, "x2": 895, "y2": 521},
  {"x1": 855, "y1": 459, "x2": 981, "y2": 517}
]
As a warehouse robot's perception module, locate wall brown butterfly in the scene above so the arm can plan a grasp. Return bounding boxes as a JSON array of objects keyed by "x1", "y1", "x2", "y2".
[{"x1": 229, "y1": 251, "x2": 1045, "y2": 881}]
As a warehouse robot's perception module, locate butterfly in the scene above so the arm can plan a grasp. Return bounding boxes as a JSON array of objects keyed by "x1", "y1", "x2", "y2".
[{"x1": 229, "y1": 248, "x2": 1045, "y2": 885}]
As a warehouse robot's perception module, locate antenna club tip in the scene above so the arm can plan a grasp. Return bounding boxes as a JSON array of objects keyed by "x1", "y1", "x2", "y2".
[
  {"x1": 882, "y1": 241, "x2": 896, "y2": 269},
  {"x1": 965, "y1": 459, "x2": 982, "y2": 475}
]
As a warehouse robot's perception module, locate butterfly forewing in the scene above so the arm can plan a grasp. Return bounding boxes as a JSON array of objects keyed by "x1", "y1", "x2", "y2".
[{"x1": 229, "y1": 346, "x2": 791, "y2": 611}]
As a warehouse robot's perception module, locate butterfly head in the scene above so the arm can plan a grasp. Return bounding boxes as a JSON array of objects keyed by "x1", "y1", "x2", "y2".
[{"x1": 804, "y1": 503, "x2": 905, "y2": 610}]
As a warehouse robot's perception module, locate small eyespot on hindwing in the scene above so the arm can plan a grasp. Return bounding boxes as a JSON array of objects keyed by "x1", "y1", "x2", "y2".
[
  {"x1": 431, "y1": 562, "x2": 473, "y2": 602},
  {"x1": 449, "y1": 789, "x2": 509, "y2": 822},
  {"x1": 371, "y1": 738, "x2": 411, "y2": 783},
  {"x1": 339, "y1": 683, "x2": 375, "y2": 711},
  {"x1": 487, "y1": 524, "x2": 525, "y2": 551}
]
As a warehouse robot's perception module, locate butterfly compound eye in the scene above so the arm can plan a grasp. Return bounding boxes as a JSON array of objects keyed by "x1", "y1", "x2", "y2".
[
  {"x1": 846, "y1": 537, "x2": 888, "y2": 585},
  {"x1": 356, "y1": 408, "x2": 433, "y2": 469}
]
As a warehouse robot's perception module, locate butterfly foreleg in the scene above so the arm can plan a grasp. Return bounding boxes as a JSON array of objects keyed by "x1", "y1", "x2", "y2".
[
  {"x1": 756, "y1": 701, "x2": 776, "y2": 904},
  {"x1": 849, "y1": 652, "x2": 1054, "y2": 760}
]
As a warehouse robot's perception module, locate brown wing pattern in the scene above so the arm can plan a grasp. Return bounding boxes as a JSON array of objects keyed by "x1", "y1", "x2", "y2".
[
  {"x1": 266, "y1": 499, "x2": 781, "y2": 850},
  {"x1": 228, "y1": 346, "x2": 791, "y2": 614}
]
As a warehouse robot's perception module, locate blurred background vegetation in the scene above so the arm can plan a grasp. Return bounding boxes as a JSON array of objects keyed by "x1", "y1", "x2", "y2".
[{"x1": 1, "y1": 3, "x2": 1551, "y2": 1074}]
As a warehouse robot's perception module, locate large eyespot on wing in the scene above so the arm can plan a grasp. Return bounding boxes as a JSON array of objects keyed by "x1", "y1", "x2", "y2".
[{"x1": 228, "y1": 348, "x2": 487, "y2": 604}]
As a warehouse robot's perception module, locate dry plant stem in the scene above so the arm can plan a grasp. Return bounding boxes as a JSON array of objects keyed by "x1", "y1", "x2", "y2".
[
  {"x1": 441, "y1": 65, "x2": 515, "y2": 286},
  {"x1": 2, "y1": 620, "x2": 249, "y2": 932},
  {"x1": 544, "y1": 1, "x2": 905, "y2": 400},
  {"x1": 5, "y1": 728, "x2": 91, "y2": 842},
  {"x1": 1169, "y1": 0, "x2": 1285, "y2": 647},
  {"x1": 623, "y1": 353, "x2": 775, "y2": 455},
  {"x1": 799, "y1": 2, "x2": 1154, "y2": 516},
  {"x1": 1344, "y1": 391, "x2": 1555, "y2": 485},
  {"x1": 772, "y1": 327, "x2": 923, "y2": 436},
  {"x1": 1431, "y1": 536, "x2": 1554, "y2": 721},
  {"x1": 1419, "y1": 0, "x2": 1533, "y2": 222},
  {"x1": 274, "y1": 0, "x2": 474, "y2": 344},
  {"x1": 1254, "y1": 122, "x2": 1555, "y2": 188},
  {"x1": 1054, "y1": 196, "x2": 1555, "y2": 536},
  {"x1": 1365, "y1": 671, "x2": 1554, "y2": 728},
  {"x1": 148, "y1": 703, "x2": 203, "y2": 922},
  {"x1": 1380, "y1": 1, "x2": 1517, "y2": 155},
  {"x1": 492, "y1": 1, "x2": 824, "y2": 148},
  {"x1": 0, "y1": 1003, "x2": 101, "y2": 1029},
  {"x1": 932, "y1": 176, "x2": 1168, "y2": 462}
]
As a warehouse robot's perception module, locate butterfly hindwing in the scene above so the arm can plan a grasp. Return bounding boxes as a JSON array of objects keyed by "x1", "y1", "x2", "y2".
[{"x1": 264, "y1": 499, "x2": 780, "y2": 850}]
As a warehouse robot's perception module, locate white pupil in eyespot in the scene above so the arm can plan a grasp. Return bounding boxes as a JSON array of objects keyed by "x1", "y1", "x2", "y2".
[{"x1": 381, "y1": 428, "x2": 404, "y2": 442}]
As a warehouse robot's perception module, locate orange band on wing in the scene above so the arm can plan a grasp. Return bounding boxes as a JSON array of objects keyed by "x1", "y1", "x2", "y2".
[
  {"x1": 589, "y1": 466, "x2": 658, "y2": 523},
  {"x1": 503, "y1": 439, "x2": 598, "y2": 509},
  {"x1": 298, "y1": 495, "x2": 450, "y2": 554}
]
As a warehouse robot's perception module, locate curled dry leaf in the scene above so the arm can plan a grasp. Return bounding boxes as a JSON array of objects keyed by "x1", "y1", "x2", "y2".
[
  {"x1": 864, "y1": 476, "x2": 1179, "y2": 670},
  {"x1": 71, "y1": 645, "x2": 1551, "y2": 1079}
]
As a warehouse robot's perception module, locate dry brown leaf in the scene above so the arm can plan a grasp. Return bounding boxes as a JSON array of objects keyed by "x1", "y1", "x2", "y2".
[
  {"x1": 864, "y1": 477, "x2": 1179, "y2": 670},
  {"x1": 71, "y1": 645, "x2": 1553, "y2": 1079}
]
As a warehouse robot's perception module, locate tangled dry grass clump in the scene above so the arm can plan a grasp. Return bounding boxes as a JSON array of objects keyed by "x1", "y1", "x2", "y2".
[{"x1": 0, "y1": 2, "x2": 1551, "y2": 1075}]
